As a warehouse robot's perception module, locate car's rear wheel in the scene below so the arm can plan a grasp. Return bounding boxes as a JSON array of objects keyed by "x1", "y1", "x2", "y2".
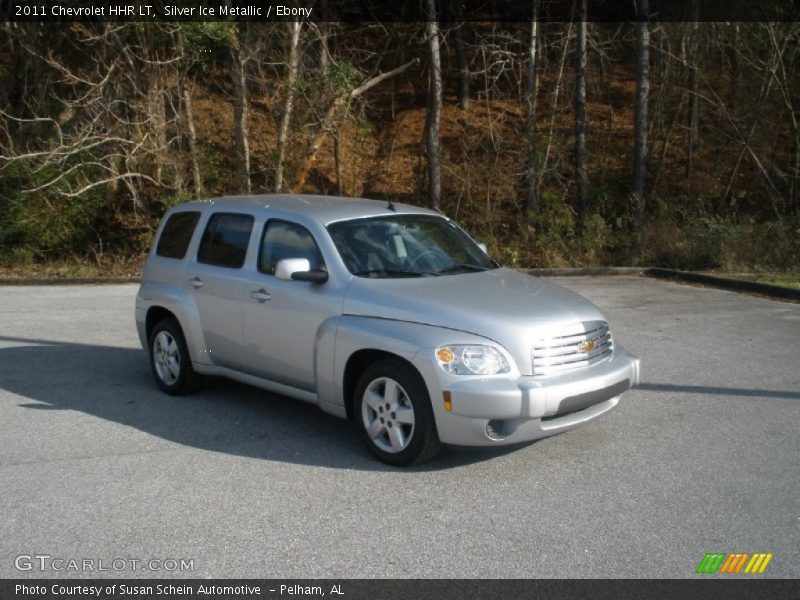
[
  {"x1": 148, "y1": 318, "x2": 202, "y2": 395},
  {"x1": 354, "y1": 359, "x2": 442, "y2": 466}
]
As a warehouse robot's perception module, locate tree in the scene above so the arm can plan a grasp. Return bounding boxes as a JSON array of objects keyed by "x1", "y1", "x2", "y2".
[
  {"x1": 175, "y1": 24, "x2": 206, "y2": 197},
  {"x1": 426, "y1": 0, "x2": 443, "y2": 210},
  {"x1": 686, "y1": 2, "x2": 700, "y2": 186},
  {"x1": 730, "y1": 23, "x2": 741, "y2": 105},
  {"x1": 290, "y1": 58, "x2": 419, "y2": 193},
  {"x1": 575, "y1": 0, "x2": 589, "y2": 223},
  {"x1": 540, "y1": 23, "x2": 574, "y2": 193},
  {"x1": 231, "y1": 25, "x2": 252, "y2": 194},
  {"x1": 525, "y1": 0, "x2": 540, "y2": 212},
  {"x1": 765, "y1": 22, "x2": 800, "y2": 216},
  {"x1": 182, "y1": 82, "x2": 203, "y2": 196},
  {"x1": 633, "y1": 1, "x2": 650, "y2": 225},
  {"x1": 454, "y1": 8, "x2": 470, "y2": 110},
  {"x1": 317, "y1": 0, "x2": 331, "y2": 76},
  {"x1": 275, "y1": 21, "x2": 302, "y2": 193},
  {"x1": 0, "y1": 24, "x2": 185, "y2": 211}
]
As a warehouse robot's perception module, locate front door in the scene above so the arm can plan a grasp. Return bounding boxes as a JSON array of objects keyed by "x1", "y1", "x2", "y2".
[{"x1": 242, "y1": 219, "x2": 342, "y2": 392}]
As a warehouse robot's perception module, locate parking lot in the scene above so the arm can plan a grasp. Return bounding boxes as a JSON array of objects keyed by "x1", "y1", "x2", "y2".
[{"x1": 1, "y1": 276, "x2": 798, "y2": 578}]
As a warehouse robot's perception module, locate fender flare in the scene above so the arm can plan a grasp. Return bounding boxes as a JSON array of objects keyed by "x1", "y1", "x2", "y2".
[
  {"x1": 138, "y1": 281, "x2": 209, "y2": 366},
  {"x1": 315, "y1": 315, "x2": 497, "y2": 418}
]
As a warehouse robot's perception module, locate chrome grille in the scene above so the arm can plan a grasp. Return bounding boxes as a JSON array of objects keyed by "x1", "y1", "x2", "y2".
[{"x1": 532, "y1": 321, "x2": 613, "y2": 377}]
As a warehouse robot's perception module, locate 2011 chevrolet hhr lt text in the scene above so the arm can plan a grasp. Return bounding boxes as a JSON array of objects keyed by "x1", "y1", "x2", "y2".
[{"x1": 136, "y1": 195, "x2": 640, "y2": 465}]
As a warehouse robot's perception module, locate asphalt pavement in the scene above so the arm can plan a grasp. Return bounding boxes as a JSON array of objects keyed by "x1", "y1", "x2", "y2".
[{"x1": 0, "y1": 277, "x2": 797, "y2": 578}]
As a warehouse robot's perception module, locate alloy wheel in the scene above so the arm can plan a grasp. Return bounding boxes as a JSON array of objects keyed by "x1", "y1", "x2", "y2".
[
  {"x1": 153, "y1": 330, "x2": 180, "y2": 386},
  {"x1": 361, "y1": 377, "x2": 416, "y2": 453}
]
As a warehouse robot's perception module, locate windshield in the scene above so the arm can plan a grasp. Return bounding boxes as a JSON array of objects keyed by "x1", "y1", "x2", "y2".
[{"x1": 327, "y1": 214, "x2": 498, "y2": 278}]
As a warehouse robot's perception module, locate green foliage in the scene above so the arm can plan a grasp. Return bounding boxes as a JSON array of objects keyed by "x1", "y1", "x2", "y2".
[
  {"x1": 1, "y1": 188, "x2": 106, "y2": 261},
  {"x1": 182, "y1": 22, "x2": 238, "y2": 47},
  {"x1": 178, "y1": 23, "x2": 238, "y2": 70},
  {"x1": 578, "y1": 213, "x2": 612, "y2": 265},
  {"x1": 300, "y1": 61, "x2": 363, "y2": 105},
  {"x1": 195, "y1": 144, "x2": 231, "y2": 195},
  {"x1": 328, "y1": 61, "x2": 363, "y2": 97},
  {"x1": 0, "y1": 160, "x2": 113, "y2": 262},
  {"x1": 745, "y1": 273, "x2": 800, "y2": 289},
  {"x1": 161, "y1": 191, "x2": 195, "y2": 210},
  {"x1": 526, "y1": 192, "x2": 577, "y2": 267},
  {"x1": 638, "y1": 212, "x2": 799, "y2": 271},
  {"x1": 520, "y1": 195, "x2": 613, "y2": 267},
  {"x1": 498, "y1": 246, "x2": 520, "y2": 266}
]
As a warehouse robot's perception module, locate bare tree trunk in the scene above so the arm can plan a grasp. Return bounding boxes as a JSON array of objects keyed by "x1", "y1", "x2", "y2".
[
  {"x1": 651, "y1": 91, "x2": 687, "y2": 195},
  {"x1": 455, "y1": 20, "x2": 470, "y2": 109},
  {"x1": 319, "y1": 26, "x2": 330, "y2": 76},
  {"x1": 633, "y1": 0, "x2": 650, "y2": 226},
  {"x1": 686, "y1": 4, "x2": 699, "y2": 185},
  {"x1": 541, "y1": 23, "x2": 573, "y2": 183},
  {"x1": 275, "y1": 21, "x2": 302, "y2": 193},
  {"x1": 575, "y1": 0, "x2": 589, "y2": 222},
  {"x1": 525, "y1": 3, "x2": 539, "y2": 120},
  {"x1": 333, "y1": 131, "x2": 344, "y2": 195},
  {"x1": 525, "y1": 0, "x2": 540, "y2": 212},
  {"x1": 426, "y1": 0, "x2": 443, "y2": 210},
  {"x1": 730, "y1": 23, "x2": 741, "y2": 105},
  {"x1": 318, "y1": 0, "x2": 330, "y2": 76},
  {"x1": 231, "y1": 30, "x2": 251, "y2": 195},
  {"x1": 182, "y1": 83, "x2": 203, "y2": 196},
  {"x1": 146, "y1": 84, "x2": 167, "y2": 185}
]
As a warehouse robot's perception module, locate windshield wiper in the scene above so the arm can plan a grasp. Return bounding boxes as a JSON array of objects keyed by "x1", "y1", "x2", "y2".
[
  {"x1": 436, "y1": 263, "x2": 490, "y2": 274},
  {"x1": 354, "y1": 268, "x2": 439, "y2": 278}
]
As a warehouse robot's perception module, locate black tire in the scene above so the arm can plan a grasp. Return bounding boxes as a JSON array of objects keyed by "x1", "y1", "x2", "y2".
[
  {"x1": 148, "y1": 317, "x2": 203, "y2": 395},
  {"x1": 353, "y1": 359, "x2": 442, "y2": 466}
]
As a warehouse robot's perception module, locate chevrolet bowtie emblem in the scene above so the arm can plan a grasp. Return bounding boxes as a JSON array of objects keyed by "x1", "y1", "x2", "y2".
[{"x1": 578, "y1": 339, "x2": 596, "y2": 354}]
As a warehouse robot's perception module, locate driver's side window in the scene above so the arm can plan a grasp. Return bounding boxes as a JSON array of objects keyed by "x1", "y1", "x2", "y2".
[{"x1": 259, "y1": 220, "x2": 325, "y2": 275}]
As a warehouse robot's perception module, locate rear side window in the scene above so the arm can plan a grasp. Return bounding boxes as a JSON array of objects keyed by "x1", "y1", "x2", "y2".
[
  {"x1": 156, "y1": 211, "x2": 200, "y2": 259},
  {"x1": 197, "y1": 213, "x2": 254, "y2": 268},
  {"x1": 259, "y1": 220, "x2": 325, "y2": 275}
]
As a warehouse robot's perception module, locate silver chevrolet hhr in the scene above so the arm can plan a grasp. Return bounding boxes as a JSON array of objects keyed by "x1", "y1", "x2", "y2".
[{"x1": 135, "y1": 195, "x2": 639, "y2": 465}]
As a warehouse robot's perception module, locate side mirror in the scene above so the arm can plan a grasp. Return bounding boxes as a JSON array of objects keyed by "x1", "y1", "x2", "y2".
[
  {"x1": 477, "y1": 242, "x2": 488, "y2": 254},
  {"x1": 292, "y1": 269, "x2": 329, "y2": 283},
  {"x1": 275, "y1": 258, "x2": 328, "y2": 283}
]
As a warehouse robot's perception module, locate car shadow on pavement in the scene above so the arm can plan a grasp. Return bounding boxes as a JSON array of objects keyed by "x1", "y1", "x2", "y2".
[
  {"x1": 636, "y1": 382, "x2": 800, "y2": 400},
  {"x1": 0, "y1": 335, "x2": 521, "y2": 471}
]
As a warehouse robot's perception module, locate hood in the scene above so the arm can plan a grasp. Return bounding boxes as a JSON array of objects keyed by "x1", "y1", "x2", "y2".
[{"x1": 342, "y1": 268, "x2": 608, "y2": 376}]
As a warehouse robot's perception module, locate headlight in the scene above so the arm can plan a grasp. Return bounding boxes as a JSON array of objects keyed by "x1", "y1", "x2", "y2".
[{"x1": 435, "y1": 345, "x2": 510, "y2": 375}]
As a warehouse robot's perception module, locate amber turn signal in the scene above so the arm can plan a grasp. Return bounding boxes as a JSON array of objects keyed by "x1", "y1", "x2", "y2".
[{"x1": 442, "y1": 390, "x2": 452, "y2": 412}]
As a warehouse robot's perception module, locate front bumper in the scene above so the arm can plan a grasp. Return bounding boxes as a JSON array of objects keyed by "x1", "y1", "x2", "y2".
[{"x1": 413, "y1": 347, "x2": 640, "y2": 446}]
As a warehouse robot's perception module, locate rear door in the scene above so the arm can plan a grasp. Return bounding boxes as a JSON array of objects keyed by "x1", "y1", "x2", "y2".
[{"x1": 185, "y1": 211, "x2": 255, "y2": 371}]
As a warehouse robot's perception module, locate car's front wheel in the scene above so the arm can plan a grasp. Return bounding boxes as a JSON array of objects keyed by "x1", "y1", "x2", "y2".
[
  {"x1": 148, "y1": 317, "x2": 203, "y2": 395},
  {"x1": 354, "y1": 359, "x2": 442, "y2": 466}
]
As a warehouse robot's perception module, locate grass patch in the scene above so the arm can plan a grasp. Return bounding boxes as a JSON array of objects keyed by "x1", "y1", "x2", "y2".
[{"x1": 0, "y1": 255, "x2": 144, "y2": 280}]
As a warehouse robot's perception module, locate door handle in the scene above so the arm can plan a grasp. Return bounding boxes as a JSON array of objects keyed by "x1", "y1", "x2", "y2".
[
  {"x1": 189, "y1": 277, "x2": 204, "y2": 289},
  {"x1": 249, "y1": 289, "x2": 271, "y2": 303}
]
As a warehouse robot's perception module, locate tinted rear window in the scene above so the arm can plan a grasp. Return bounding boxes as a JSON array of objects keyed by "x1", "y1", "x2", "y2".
[
  {"x1": 197, "y1": 213, "x2": 254, "y2": 268},
  {"x1": 156, "y1": 211, "x2": 201, "y2": 259}
]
